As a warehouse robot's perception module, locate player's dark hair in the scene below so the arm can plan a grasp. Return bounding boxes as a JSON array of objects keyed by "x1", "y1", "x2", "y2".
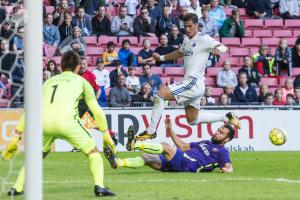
[
  {"x1": 224, "y1": 124, "x2": 235, "y2": 141},
  {"x1": 61, "y1": 51, "x2": 81, "y2": 72},
  {"x1": 183, "y1": 13, "x2": 198, "y2": 24}
]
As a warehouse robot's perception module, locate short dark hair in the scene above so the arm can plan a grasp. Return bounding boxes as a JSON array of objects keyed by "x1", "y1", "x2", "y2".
[
  {"x1": 224, "y1": 124, "x2": 235, "y2": 141},
  {"x1": 265, "y1": 92, "x2": 274, "y2": 99},
  {"x1": 121, "y1": 39, "x2": 131, "y2": 46},
  {"x1": 143, "y1": 64, "x2": 151, "y2": 69},
  {"x1": 231, "y1": 9, "x2": 239, "y2": 16},
  {"x1": 76, "y1": 6, "x2": 85, "y2": 12},
  {"x1": 286, "y1": 93, "x2": 295, "y2": 99},
  {"x1": 107, "y1": 41, "x2": 115, "y2": 48},
  {"x1": 61, "y1": 51, "x2": 81, "y2": 72},
  {"x1": 183, "y1": 13, "x2": 198, "y2": 24}
]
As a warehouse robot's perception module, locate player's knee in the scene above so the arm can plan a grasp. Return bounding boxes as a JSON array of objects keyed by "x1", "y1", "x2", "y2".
[
  {"x1": 87, "y1": 147, "x2": 99, "y2": 156},
  {"x1": 160, "y1": 142, "x2": 171, "y2": 153},
  {"x1": 141, "y1": 154, "x2": 151, "y2": 165}
]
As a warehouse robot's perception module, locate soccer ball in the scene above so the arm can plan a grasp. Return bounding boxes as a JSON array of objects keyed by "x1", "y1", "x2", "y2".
[{"x1": 269, "y1": 128, "x2": 287, "y2": 146}]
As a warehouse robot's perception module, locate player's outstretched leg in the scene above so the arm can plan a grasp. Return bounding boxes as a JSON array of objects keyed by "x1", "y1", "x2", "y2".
[{"x1": 7, "y1": 166, "x2": 25, "y2": 196}]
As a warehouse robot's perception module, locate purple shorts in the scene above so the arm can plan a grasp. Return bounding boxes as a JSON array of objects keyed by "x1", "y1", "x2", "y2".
[{"x1": 159, "y1": 148, "x2": 184, "y2": 172}]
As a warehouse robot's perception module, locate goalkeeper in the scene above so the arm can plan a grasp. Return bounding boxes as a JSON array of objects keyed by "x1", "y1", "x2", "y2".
[{"x1": 1, "y1": 51, "x2": 117, "y2": 197}]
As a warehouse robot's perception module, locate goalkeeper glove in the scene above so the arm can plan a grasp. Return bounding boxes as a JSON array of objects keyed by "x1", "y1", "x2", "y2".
[
  {"x1": 1, "y1": 134, "x2": 21, "y2": 161},
  {"x1": 103, "y1": 131, "x2": 117, "y2": 154}
]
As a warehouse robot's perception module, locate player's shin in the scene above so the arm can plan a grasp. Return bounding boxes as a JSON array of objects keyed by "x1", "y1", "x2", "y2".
[
  {"x1": 189, "y1": 113, "x2": 227, "y2": 125},
  {"x1": 147, "y1": 95, "x2": 164, "y2": 134},
  {"x1": 12, "y1": 166, "x2": 25, "y2": 193},
  {"x1": 89, "y1": 152, "x2": 105, "y2": 187},
  {"x1": 134, "y1": 142, "x2": 163, "y2": 154},
  {"x1": 117, "y1": 157, "x2": 145, "y2": 168}
]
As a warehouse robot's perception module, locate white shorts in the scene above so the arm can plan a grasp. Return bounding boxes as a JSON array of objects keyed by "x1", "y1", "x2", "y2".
[{"x1": 168, "y1": 76, "x2": 205, "y2": 109}]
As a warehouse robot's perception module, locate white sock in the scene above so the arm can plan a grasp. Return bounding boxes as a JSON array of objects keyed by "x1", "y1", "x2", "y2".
[
  {"x1": 190, "y1": 112, "x2": 228, "y2": 125},
  {"x1": 147, "y1": 95, "x2": 164, "y2": 134}
]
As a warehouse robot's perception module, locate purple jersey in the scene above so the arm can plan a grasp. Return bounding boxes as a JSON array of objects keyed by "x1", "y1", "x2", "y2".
[{"x1": 182, "y1": 140, "x2": 231, "y2": 172}]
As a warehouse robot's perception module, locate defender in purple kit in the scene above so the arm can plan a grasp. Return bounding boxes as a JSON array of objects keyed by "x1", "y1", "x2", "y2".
[{"x1": 104, "y1": 117, "x2": 234, "y2": 173}]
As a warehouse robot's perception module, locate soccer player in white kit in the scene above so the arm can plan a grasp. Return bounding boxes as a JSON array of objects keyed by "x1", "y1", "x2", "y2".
[{"x1": 135, "y1": 13, "x2": 241, "y2": 141}]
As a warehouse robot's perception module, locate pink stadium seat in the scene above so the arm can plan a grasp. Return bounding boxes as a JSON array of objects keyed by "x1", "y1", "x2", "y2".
[
  {"x1": 221, "y1": 38, "x2": 241, "y2": 47},
  {"x1": 206, "y1": 67, "x2": 221, "y2": 76},
  {"x1": 134, "y1": 67, "x2": 143, "y2": 76},
  {"x1": 45, "y1": 6, "x2": 55, "y2": 13},
  {"x1": 264, "y1": 19, "x2": 283, "y2": 29},
  {"x1": 292, "y1": 68, "x2": 300, "y2": 75},
  {"x1": 273, "y1": 30, "x2": 293, "y2": 38},
  {"x1": 130, "y1": 47, "x2": 142, "y2": 54},
  {"x1": 86, "y1": 47, "x2": 104, "y2": 56},
  {"x1": 164, "y1": 67, "x2": 184, "y2": 77},
  {"x1": 239, "y1": 8, "x2": 247, "y2": 17},
  {"x1": 106, "y1": 7, "x2": 117, "y2": 17},
  {"x1": 43, "y1": 44, "x2": 57, "y2": 57},
  {"x1": 253, "y1": 30, "x2": 273, "y2": 38},
  {"x1": 218, "y1": 57, "x2": 241, "y2": 67},
  {"x1": 105, "y1": 67, "x2": 115, "y2": 72},
  {"x1": 249, "y1": 47, "x2": 258, "y2": 56},
  {"x1": 244, "y1": 30, "x2": 252, "y2": 37},
  {"x1": 139, "y1": 37, "x2": 159, "y2": 46},
  {"x1": 98, "y1": 36, "x2": 118, "y2": 46},
  {"x1": 211, "y1": 87, "x2": 223, "y2": 96},
  {"x1": 270, "y1": 48, "x2": 276, "y2": 55},
  {"x1": 151, "y1": 67, "x2": 163, "y2": 75},
  {"x1": 230, "y1": 48, "x2": 250, "y2": 57},
  {"x1": 205, "y1": 77, "x2": 216, "y2": 86},
  {"x1": 177, "y1": 58, "x2": 184, "y2": 65},
  {"x1": 286, "y1": 38, "x2": 297, "y2": 46},
  {"x1": 278, "y1": 77, "x2": 296, "y2": 86},
  {"x1": 224, "y1": 8, "x2": 232, "y2": 16},
  {"x1": 260, "y1": 77, "x2": 278, "y2": 86},
  {"x1": 293, "y1": 30, "x2": 300, "y2": 37},
  {"x1": 285, "y1": 20, "x2": 300, "y2": 29},
  {"x1": 118, "y1": 37, "x2": 139, "y2": 46},
  {"x1": 241, "y1": 38, "x2": 261, "y2": 47},
  {"x1": 50, "y1": 56, "x2": 61, "y2": 65},
  {"x1": 84, "y1": 36, "x2": 98, "y2": 46},
  {"x1": 261, "y1": 38, "x2": 280, "y2": 47},
  {"x1": 244, "y1": 19, "x2": 264, "y2": 29}
]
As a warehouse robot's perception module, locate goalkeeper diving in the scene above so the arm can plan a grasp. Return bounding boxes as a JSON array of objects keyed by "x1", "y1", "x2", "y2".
[
  {"x1": 105, "y1": 117, "x2": 234, "y2": 173},
  {"x1": 1, "y1": 51, "x2": 117, "y2": 197}
]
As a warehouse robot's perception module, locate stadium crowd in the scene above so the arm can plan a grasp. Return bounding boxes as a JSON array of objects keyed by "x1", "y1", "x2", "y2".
[{"x1": 1, "y1": 0, "x2": 300, "y2": 107}]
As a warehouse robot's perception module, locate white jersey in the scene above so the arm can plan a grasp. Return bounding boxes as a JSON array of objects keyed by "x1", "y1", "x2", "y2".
[{"x1": 179, "y1": 32, "x2": 227, "y2": 79}]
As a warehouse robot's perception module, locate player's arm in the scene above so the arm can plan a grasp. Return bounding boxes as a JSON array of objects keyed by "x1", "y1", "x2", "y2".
[
  {"x1": 152, "y1": 50, "x2": 183, "y2": 62},
  {"x1": 221, "y1": 163, "x2": 233, "y2": 173},
  {"x1": 165, "y1": 117, "x2": 191, "y2": 152},
  {"x1": 205, "y1": 35, "x2": 228, "y2": 56},
  {"x1": 82, "y1": 79, "x2": 117, "y2": 153}
]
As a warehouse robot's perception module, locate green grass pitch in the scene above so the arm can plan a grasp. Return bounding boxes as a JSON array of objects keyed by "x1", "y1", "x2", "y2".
[{"x1": 1, "y1": 151, "x2": 300, "y2": 200}]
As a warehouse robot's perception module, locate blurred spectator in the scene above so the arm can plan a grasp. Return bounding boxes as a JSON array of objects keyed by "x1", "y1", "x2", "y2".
[
  {"x1": 53, "y1": 0, "x2": 72, "y2": 26},
  {"x1": 228, "y1": 0, "x2": 246, "y2": 8},
  {"x1": 252, "y1": 45, "x2": 275, "y2": 76},
  {"x1": 263, "y1": 92, "x2": 274, "y2": 105},
  {"x1": 219, "y1": 9, "x2": 244, "y2": 38},
  {"x1": 294, "y1": 74, "x2": 300, "y2": 88},
  {"x1": 43, "y1": 13, "x2": 61, "y2": 47},
  {"x1": 199, "y1": 6, "x2": 218, "y2": 37},
  {"x1": 0, "y1": 74, "x2": 11, "y2": 99},
  {"x1": 293, "y1": 87, "x2": 300, "y2": 105},
  {"x1": 0, "y1": 7, "x2": 7, "y2": 24},
  {"x1": 0, "y1": 20, "x2": 14, "y2": 41},
  {"x1": 208, "y1": 0, "x2": 226, "y2": 30},
  {"x1": 219, "y1": 93, "x2": 230, "y2": 105},
  {"x1": 270, "y1": 0, "x2": 280, "y2": 9},
  {"x1": 147, "y1": 0, "x2": 162, "y2": 19},
  {"x1": 118, "y1": 39, "x2": 137, "y2": 66},
  {"x1": 154, "y1": 34, "x2": 176, "y2": 66},
  {"x1": 168, "y1": 25, "x2": 183, "y2": 49},
  {"x1": 109, "y1": 60, "x2": 128, "y2": 87},
  {"x1": 187, "y1": 0, "x2": 202, "y2": 20},
  {"x1": 125, "y1": 0, "x2": 140, "y2": 17},
  {"x1": 138, "y1": 38, "x2": 155, "y2": 65},
  {"x1": 282, "y1": 78, "x2": 294, "y2": 101},
  {"x1": 139, "y1": 64, "x2": 163, "y2": 94},
  {"x1": 174, "y1": 6, "x2": 188, "y2": 35},
  {"x1": 286, "y1": 93, "x2": 295, "y2": 105},
  {"x1": 246, "y1": 0, "x2": 272, "y2": 19},
  {"x1": 170, "y1": 0, "x2": 180, "y2": 17},
  {"x1": 224, "y1": 84, "x2": 234, "y2": 104},
  {"x1": 0, "y1": 39, "x2": 17, "y2": 80},
  {"x1": 102, "y1": 41, "x2": 118, "y2": 66},
  {"x1": 204, "y1": 86, "x2": 216, "y2": 105},
  {"x1": 58, "y1": 13, "x2": 74, "y2": 42},
  {"x1": 279, "y1": 0, "x2": 300, "y2": 19},
  {"x1": 111, "y1": 5, "x2": 133, "y2": 36},
  {"x1": 43, "y1": 71, "x2": 52, "y2": 82},
  {"x1": 258, "y1": 84, "x2": 269, "y2": 103},
  {"x1": 10, "y1": 5, "x2": 25, "y2": 28},
  {"x1": 232, "y1": 72, "x2": 258, "y2": 104},
  {"x1": 200, "y1": 96, "x2": 208, "y2": 106},
  {"x1": 47, "y1": 60, "x2": 61, "y2": 76},
  {"x1": 12, "y1": 26, "x2": 25, "y2": 56},
  {"x1": 80, "y1": 57, "x2": 101, "y2": 99},
  {"x1": 82, "y1": 0, "x2": 100, "y2": 16},
  {"x1": 275, "y1": 39, "x2": 292, "y2": 76},
  {"x1": 131, "y1": 82, "x2": 154, "y2": 103},
  {"x1": 91, "y1": 6, "x2": 112, "y2": 36},
  {"x1": 133, "y1": 6, "x2": 157, "y2": 37},
  {"x1": 157, "y1": 6, "x2": 175, "y2": 36},
  {"x1": 216, "y1": 60, "x2": 238, "y2": 88},
  {"x1": 109, "y1": 74, "x2": 131, "y2": 107},
  {"x1": 58, "y1": 26, "x2": 86, "y2": 55},
  {"x1": 72, "y1": 7, "x2": 92, "y2": 36},
  {"x1": 273, "y1": 88, "x2": 286, "y2": 105},
  {"x1": 92, "y1": 58, "x2": 110, "y2": 88},
  {"x1": 238, "y1": 56, "x2": 260, "y2": 87},
  {"x1": 125, "y1": 66, "x2": 140, "y2": 95},
  {"x1": 292, "y1": 39, "x2": 300, "y2": 67}
]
